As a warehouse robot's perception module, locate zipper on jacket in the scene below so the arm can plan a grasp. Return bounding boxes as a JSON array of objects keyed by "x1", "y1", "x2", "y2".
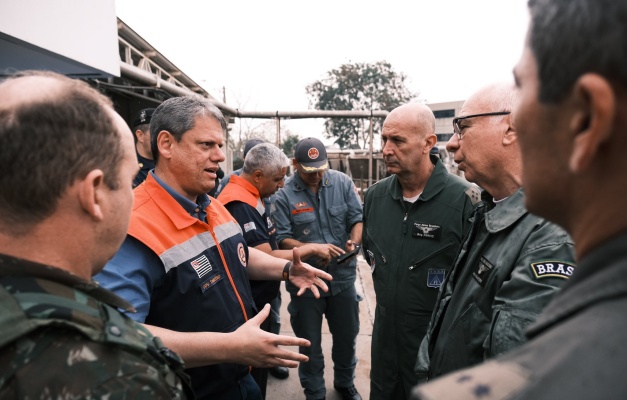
[{"x1": 408, "y1": 242, "x2": 456, "y2": 271}]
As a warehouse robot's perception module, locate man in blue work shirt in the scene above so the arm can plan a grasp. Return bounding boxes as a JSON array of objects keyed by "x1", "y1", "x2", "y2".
[{"x1": 273, "y1": 137, "x2": 363, "y2": 400}]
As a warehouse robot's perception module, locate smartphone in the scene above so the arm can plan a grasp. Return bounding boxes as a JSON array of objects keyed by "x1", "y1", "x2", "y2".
[{"x1": 337, "y1": 245, "x2": 361, "y2": 264}]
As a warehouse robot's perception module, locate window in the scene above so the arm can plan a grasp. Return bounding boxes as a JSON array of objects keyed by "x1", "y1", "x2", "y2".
[{"x1": 433, "y1": 109, "x2": 455, "y2": 118}]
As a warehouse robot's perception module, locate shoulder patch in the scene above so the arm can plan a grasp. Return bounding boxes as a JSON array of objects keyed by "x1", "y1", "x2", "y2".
[
  {"x1": 413, "y1": 361, "x2": 531, "y2": 400},
  {"x1": 530, "y1": 261, "x2": 575, "y2": 279},
  {"x1": 465, "y1": 186, "x2": 482, "y2": 205}
]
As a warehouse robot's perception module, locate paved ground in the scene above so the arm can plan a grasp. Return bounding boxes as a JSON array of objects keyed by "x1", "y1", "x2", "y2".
[{"x1": 266, "y1": 256, "x2": 375, "y2": 400}]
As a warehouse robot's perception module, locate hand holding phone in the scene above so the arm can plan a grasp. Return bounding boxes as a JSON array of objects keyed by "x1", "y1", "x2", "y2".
[{"x1": 337, "y1": 245, "x2": 361, "y2": 264}]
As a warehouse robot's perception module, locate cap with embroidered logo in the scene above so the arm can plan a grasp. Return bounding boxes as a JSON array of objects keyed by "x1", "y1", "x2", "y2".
[
  {"x1": 131, "y1": 108, "x2": 156, "y2": 129},
  {"x1": 294, "y1": 137, "x2": 328, "y2": 172}
]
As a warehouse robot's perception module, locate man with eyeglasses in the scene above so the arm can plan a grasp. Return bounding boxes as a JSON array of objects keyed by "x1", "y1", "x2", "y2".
[{"x1": 414, "y1": 82, "x2": 575, "y2": 382}]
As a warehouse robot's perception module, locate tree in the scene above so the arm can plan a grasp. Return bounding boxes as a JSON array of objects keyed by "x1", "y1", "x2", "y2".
[
  {"x1": 306, "y1": 61, "x2": 417, "y2": 149},
  {"x1": 281, "y1": 132, "x2": 300, "y2": 158}
]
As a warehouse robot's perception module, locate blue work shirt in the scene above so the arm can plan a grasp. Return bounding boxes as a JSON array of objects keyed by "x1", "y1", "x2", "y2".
[{"x1": 273, "y1": 169, "x2": 362, "y2": 296}]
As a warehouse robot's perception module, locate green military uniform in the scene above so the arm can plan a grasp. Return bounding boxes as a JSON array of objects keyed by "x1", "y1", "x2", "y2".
[
  {"x1": 416, "y1": 188, "x2": 575, "y2": 380},
  {"x1": 362, "y1": 156, "x2": 479, "y2": 400},
  {"x1": 0, "y1": 254, "x2": 192, "y2": 399},
  {"x1": 412, "y1": 230, "x2": 627, "y2": 400}
]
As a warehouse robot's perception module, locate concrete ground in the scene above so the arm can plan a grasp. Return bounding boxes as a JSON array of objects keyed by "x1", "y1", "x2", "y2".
[{"x1": 266, "y1": 256, "x2": 375, "y2": 400}]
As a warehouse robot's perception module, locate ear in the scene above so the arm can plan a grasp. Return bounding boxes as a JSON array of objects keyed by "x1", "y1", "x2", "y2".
[
  {"x1": 77, "y1": 169, "x2": 106, "y2": 221},
  {"x1": 156, "y1": 130, "x2": 174, "y2": 160},
  {"x1": 569, "y1": 73, "x2": 615, "y2": 172},
  {"x1": 502, "y1": 114, "x2": 518, "y2": 146},
  {"x1": 252, "y1": 170, "x2": 264, "y2": 182},
  {"x1": 425, "y1": 134, "x2": 437, "y2": 152},
  {"x1": 135, "y1": 129, "x2": 144, "y2": 143}
]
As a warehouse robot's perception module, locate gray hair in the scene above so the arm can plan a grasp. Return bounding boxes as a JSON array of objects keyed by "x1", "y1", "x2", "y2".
[
  {"x1": 150, "y1": 96, "x2": 227, "y2": 163},
  {"x1": 528, "y1": 0, "x2": 627, "y2": 103},
  {"x1": 242, "y1": 143, "x2": 290, "y2": 175}
]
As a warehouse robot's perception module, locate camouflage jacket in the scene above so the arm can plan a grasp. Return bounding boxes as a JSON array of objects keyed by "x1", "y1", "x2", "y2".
[{"x1": 0, "y1": 253, "x2": 193, "y2": 399}]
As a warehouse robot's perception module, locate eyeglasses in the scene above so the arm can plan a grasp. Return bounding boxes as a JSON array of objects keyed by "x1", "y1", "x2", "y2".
[{"x1": 453, "y1": 111, "x2": 511, "y2": 140}]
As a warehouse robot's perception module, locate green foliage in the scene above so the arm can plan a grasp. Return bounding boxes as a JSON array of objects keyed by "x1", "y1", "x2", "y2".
[
  {"x1": 281, "y1": 132, "x2": 300, "y2": 157},
  {"x1": 306, "y1": 61, "x2": 417, "y2": 149}
]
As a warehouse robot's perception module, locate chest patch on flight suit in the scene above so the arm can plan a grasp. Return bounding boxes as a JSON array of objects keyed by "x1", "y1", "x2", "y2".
[
  {"x1": 427, "y1": 269, "x2": 446, "y2": 288},
  {"x1": 190, "y1": 255, "x2": 213, "y2": 279},
  {"x1": 473, "y1": 256, "x2": 494, "y2": 287},
  {"x1": 530, "y1": 261, "x2": 575, "y2": 279},
  {"x1": 200, "y1": 272, "x2": 223, "y2": 293},
  {"x1": 412, "y1": 223, "x2": 441, "y2": 240}
]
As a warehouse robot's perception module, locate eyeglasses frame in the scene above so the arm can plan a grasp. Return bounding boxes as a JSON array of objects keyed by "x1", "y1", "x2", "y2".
[{"x1": 453, "y1": 111, "x2": 511, "y2": 140}]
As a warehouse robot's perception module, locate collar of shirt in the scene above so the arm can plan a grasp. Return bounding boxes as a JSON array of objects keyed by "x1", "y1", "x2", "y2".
[
  {"x1": 150, "y1": 170, "x2": 211, "y2": 221},
  {"x1": 291, "y1": 170, "x2": 331, "y2": 192},
  {"x1": 483, "y1": 187, "x2": 526, "y2": 233}
]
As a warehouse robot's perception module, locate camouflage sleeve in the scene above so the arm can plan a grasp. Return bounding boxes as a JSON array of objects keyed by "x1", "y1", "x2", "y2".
[{"x1": 0, "y1": 329, "x2": 187, "y2": 399}]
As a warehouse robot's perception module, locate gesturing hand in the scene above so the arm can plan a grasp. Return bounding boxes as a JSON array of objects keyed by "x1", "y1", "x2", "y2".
[{"x1": 288, "y1": 247, "x2": 333, "y2": 298}]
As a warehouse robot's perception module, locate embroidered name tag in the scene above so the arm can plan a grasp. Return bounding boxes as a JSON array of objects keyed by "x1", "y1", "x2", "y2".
[
  {"x1": 530, "y1": 261, "x2": 575, "y2": 279},
  {"x1": 190, "y1": 255, "x2": 212, "y2": 279},
  {"x1": 413, "y1": 223, "x2": 441, "y2": 240},
  {"x1": 427, "y1": 268, "x2": 446, "y2": 288},
  {"x1": 473, "y1": 256, "x2": 494, "y2": 287},
  {"x1": 200, "y1": 272, "x2": 223, "y2": 293},
  {"x1": 292, "y1": 207, "x2": 314, "y2": 215}
]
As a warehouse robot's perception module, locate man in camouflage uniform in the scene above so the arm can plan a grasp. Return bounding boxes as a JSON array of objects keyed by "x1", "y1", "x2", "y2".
[{"x1": 0, "y1": 71, "x2": 191, "y2": 398}]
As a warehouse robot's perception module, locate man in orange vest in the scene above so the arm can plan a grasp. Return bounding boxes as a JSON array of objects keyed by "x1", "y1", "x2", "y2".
[{"x1": 96, "y1": 96, "x2": 332, "y2": 400}]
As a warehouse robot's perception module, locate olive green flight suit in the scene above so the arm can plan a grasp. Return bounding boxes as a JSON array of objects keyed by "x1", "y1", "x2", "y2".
[{"x1": 363, "y1": 157, "x2": 479, "y2": 400}]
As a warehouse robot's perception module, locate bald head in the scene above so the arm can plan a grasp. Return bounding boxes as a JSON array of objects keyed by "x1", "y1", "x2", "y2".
[
  {"x1": 0, "y1": 71, "x2": 123, "y2": 235},
  {"x1": 462, "y1": 82, "x2": 517, "y2": 116},
  {"x1": 0, "y1": 71, "x2": 113, "y2": 112},
  {"x1": 381, "y1": 103, "x2": 438, "y2": 185},
  {"x1": 385, "y1": 103, "x2": 436, "y2": 138}
]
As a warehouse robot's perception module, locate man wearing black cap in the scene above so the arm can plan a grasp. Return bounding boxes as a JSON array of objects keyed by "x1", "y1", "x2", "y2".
[
  {"x1": 131, "y1": 107, "x2": 156, "y2": 188},
  {"x1": 273, "y1": 137, "x2": 363, "y2": 400}
]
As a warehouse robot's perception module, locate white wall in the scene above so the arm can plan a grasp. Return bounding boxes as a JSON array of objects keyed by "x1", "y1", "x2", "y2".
[{"x1": 1, "y1": 0, "x2": 119, "y2": 76}]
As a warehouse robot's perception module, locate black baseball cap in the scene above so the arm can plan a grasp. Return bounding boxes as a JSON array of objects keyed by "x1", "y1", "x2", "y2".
[
  {"x1": 131, "y1": 108, "x2": 156, "y2": 129},
  {"x1": 243, "y1": 138, "x2": 265, "y2": 158},
  {"x1": 294, "y1": 137, "x2": 328, "y2": 172}
]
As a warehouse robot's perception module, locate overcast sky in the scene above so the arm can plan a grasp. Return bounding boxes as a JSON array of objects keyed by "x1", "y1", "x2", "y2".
[{"x1": 115, "y1": 0, "x2": 530, "y2": 142}]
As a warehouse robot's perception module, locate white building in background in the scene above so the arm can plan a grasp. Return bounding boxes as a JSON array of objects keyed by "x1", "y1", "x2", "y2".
[{"x1": 427, "y1": 100, "x2": 465, "y2": 176}]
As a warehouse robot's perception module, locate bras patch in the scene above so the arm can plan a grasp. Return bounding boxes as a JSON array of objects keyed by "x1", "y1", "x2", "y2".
[
  {"x1": 472, "y1": 256, "x2": 494, "y2": 287},
  {"x1": 530, "y1": 261, "x2": 575, "y2": 279}
]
